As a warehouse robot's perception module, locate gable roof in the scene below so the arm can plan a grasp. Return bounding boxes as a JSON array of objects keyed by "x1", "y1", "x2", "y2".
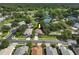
[
  {"x1": 74, "y1": 23, "x2": 79, "y2": 28},
  {"x1": 46, "y1": 47, "x2": 58, "y2": 55},
  {"x1": 14, "y1": 46, "x2": 29, "y2": 55}
]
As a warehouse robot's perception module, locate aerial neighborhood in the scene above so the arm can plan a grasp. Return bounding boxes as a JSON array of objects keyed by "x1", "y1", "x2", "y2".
[{"x1": 0, "y1": 4, "x2": 79, "y2": 55}]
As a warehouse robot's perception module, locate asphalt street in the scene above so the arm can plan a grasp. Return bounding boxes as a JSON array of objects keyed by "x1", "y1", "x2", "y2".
[{"x1": 8, "y1": 40, "x2": 68, "y2": 45}]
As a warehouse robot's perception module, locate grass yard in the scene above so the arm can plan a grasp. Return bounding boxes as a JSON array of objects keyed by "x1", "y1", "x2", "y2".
[
  {"x1": 39, "y1": 35, "x2": 57, "y2": 40},
  {"x1": 0, "y1": 32, "x2": 8, "y2": 40},
  {"x1": 15, "y1": 35, "x2": 26, "y2": 40},
  {"x1": 0, "y1": 18, "x2": 15, "y2": 27}
]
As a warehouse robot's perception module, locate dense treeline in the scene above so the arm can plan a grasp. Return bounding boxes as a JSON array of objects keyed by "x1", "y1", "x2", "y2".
[
  {"x1": 0, "y1": 3, "x2": 79, "y2": 8},
  {"x1": 0, "y1": 4, "x2": 79, "y2": 12}
]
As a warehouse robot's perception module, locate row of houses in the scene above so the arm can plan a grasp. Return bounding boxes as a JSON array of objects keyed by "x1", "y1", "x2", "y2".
[
  {"x1": 31, "y1": 44, "x2": 75, "y2": 55},
  {"x1": 0, "y1": 43, "x2": 78, "y2": 55},
  {"x1": 13, "y1": 44, "x2": 58, "y2": 55}
]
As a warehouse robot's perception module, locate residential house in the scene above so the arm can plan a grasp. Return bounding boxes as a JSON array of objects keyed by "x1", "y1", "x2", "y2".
[
  {"x1": 74, "y1": 23, "x2": 79, "y2": 28},
  {"x1": 27, "y1": 23, "x2": 33, "y2": 28},
  {"x1": 71, "y1": 27, "x2": 78, "y2": 31},
  {"x1": 14, "y1": 46, "x2": 29, "y2": 55},
  {"x1": 67, "y1": 39, "x2": 77, "y2": 45},
  {"x1": 67, "y1": 49, "x2": 74, "y2": 55},
  {"x1": 68, "y1": 16, "x2": 77, "y2": 21},
  {"x1": 24, "y1": 28, "x2": 33, "y2": 37},
  {"x1": 46, "y1": 47, "x2": 58, "y2": 55},
  {"x1": 72, "y1": 47, "x2": 79, "y2": 55},
  {"x1": 59, "y1": 46, "x2": 74, "y2": 55},
  {"x1": 32, "y1": 45, "x2": 43, "y2": 55}
]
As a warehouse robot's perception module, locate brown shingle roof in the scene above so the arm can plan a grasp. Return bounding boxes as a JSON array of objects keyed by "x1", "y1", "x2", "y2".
[{"x1": 32, "y1": 45, "x2": 43, "y2": 55}]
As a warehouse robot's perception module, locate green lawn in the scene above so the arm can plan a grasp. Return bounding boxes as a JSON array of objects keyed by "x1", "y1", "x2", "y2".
[
  {"x1": 39, "y1": 36, "x2": 57, "y2": 40},
  {"x1": 15, "y1": 35, "x2": 26, "y2": 40},
  {"x1": 0, "y1": 18, "x2": 15, "y2": 27},
  {"x1": 0, "y1": 32, "x2": 8, "y2": 40}
]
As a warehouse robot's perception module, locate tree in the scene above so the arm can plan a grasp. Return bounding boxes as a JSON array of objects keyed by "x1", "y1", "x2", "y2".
[
  {"x1": 1, "y1": 25, "x2": 11, "y2": 33},
  {"x1": 26, "y1": 42, "x2": 33, "y2": 55},
  {"x1": 49, "y1": 8, "x2": 64, "y2": 19},
  {"x1": 62, "y1": 29, "x2": 72, "y2": 40},
  {"x1": 25, "y1": 16, "x2": 31, "y2": 23},
  {"x1": 27, "y1": 42, "x2": 33, "y2": 47},
  {"x1": 43, "y1": 24, "x2": 50, "y2": 35},
  {"x1": 0, "y1": 40, "x2": 10, "y2": 49},
  {"x1": 34, "y1": 10, "x2": 44, "y2": 22},
  {"x1": 17, "y1": 24, "x2": 27, "y2": 32},
  {"x1": 40, "y1": 20, "x2": 50, "y2": 35},
  {"x1": 65, "y1": 20, "x2": 74, "y2": 26},
  {"x1": 51, "y1": 44, "x2": 56, "y2": 48},
  {"x1": 77, "y1": 39, "x2": 79, "y2": 44},
  {"x1": 11, "y1": 21, "x2": 19, "y2": 27},
  {"x1": 34, "y1": 10, "x2": 44, "y2": 18},
  {"x1": 49, "y1": 21, "x2": 67, "y2": 31},
  {"x1": 42, "y1": 24, "x2": 50, "y2": 35},
  {"x1": 15, "y1": 24, "x2": 27, "y2": 37},
  {"x1": 41, "y1": 43, "x2": 46, "y2": 48}
]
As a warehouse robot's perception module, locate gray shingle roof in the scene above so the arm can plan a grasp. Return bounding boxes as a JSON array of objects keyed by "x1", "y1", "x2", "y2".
[
  {"x1": 74, "y1": 23, "x2": 79, "y2": 28},
  {"x1": 67, "y1": 39, "x2": 77, "y2": 45},
  {"x1": 59, "y1": 46, "x2": 70, "y2": 55},
  {"x1": 73, "y1": 47, "x2": 79, "y2": 55},
  {"x1": 67, "y1": 49, "x2": 74, "y2": 55},
  {"x1": 14, "y1": 46, "x2": 29, "y2": 55},
  {"x1": 46, "y1": 47, "x2": 58, "y2": 55},
  {"x1": 24, "y1": 28, "x2": 33, "y2": 36}
]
